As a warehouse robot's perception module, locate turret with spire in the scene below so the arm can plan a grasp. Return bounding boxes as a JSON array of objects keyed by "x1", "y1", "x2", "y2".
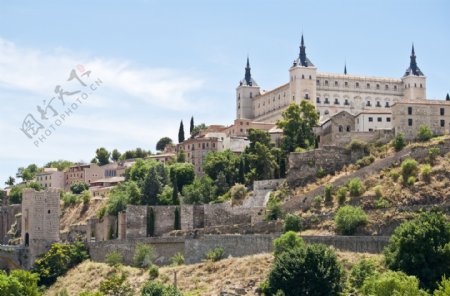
[
  {"x1": 240, "y1": 56, "x2": 258, "y2": 87},
  {"x1": 344, "y1": 64, "x2": 347, "y2": 75},
  {"x1": 404, "y1": 44, "x2": 424, "y2": 77},
  {"x1": 236, "y1": 56, "x2": 260, "y2": 119},
  {"x1": 446, "y1": 93, "x2": 450, "y2": 101},
  {"x1": 293, "y1": 34, "x2": 314, "y2": 67}
]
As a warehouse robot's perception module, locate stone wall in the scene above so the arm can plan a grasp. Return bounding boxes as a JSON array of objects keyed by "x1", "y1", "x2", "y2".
[
  {"x1": 180, "y1": 205, "x2": 204, "y2": 231},
  {"x1": 0, "y1": 205, "x2": 21, "y2": 244},
  {"x1": 203, "y1": 204, "x2": 264, "y2": 227},
  {"x1": 168, "y1": 221, "x2": 283, "y2": 237},
  {"x1": 125, "y1": 205, "x2": 147, "y2": 239},
  {"x1": 287, "y1": 146, "x2": 366, "y2": 188},
  {"x1": 302, "y1": 235, "x2": 389, "y2": 253},
  {"x1": 152, "y1": 206, "x2": 178, "y2": 236},
  {"x1": 88, "y1": 237, "x2": 185, "y2": 266},
  {"x1": 330, "y1": 130, "x2": 394, "y2": 148}
]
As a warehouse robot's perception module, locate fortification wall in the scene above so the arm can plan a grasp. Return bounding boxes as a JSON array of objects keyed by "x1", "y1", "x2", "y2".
[
  {"x1": 287, "y1": 146, "x2": 365, "y2": 188},
  {"x1": 0, "y1": 205, "x2": 21, "y2": 244},
  {"x1": 331, "y1": 130, "x2": 394, "y2": 147},
  {"x1": 125, "y1": 205, "x2": 147, "y2": 239},
  {"x1": 88, "y1": 237, "x2": 184, "y2": 266},
  {"x1": 152, "y1": 206, "x2": 178, "y2": 236}
]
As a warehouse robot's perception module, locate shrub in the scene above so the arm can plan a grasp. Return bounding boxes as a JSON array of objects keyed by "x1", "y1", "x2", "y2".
[
  {"x1": 170, "y1": 252, "x2": 184, "y2": 266},
  {"x1": 99, "y1": 272, "x2": 133, "y2": 296},
  {"x1": 283, "y1": 214, "x2": 302, "y2": 233},
  {"x1": 428, "y1": 147, "x2": 440, "y2": 164},
  {"x1": 273, "y1": 231, "x2": 304, "y2": 256},
  {"x1": 96, "y1": 206, "x2": 107, "y2": 219},
  {"x1": 0, "y1": 270, "x2": 40, "y2": 296},
  {"x1": 346, "y1": 139, "x2": 368, "y2": 152},
  {"x1": 390, "y1": 169, "x2": 400, "y2": 182},
  {"x1": 335, "y1": 206, "x2": 368, "y2": 235},
  {"x1": 374, "y1": 185, "x2": 383, "y2": 199},
  {"x1": 106, "y1": 250, "x2": 123, "y2": 267},
  {"x1": 336, "y1": 187, "x2": 347, "y2": 205},
  {"x1": 348, "y1": 178, "x2": 364, "y2": 197},
  {"x1": 348, "y1": 258, "x2": 380, "y2": 291},
  {"x1": 148, "y1": 265, "x2": 159, "y2": 280},
  {"x1": 313, "y1": 195, "x2": 323, "y2": 208},
  {"x1": 230, "y1": 184, "x2": 246, "y2": 204},
  {"x1": 375, "y1": 198, "x2": 391, "y2": 209},
  {"x1": 407, "y1": 175, "x2": 416, "y2": 186},
  {"x1": 141, "y1": 281, "x2": 183, "y2": 296},
  {"x1": 81, "y1": 190, "x2": 91, "y2": 204},
  {"x1": 316, "y1": 167, "x2": 327, "y2": 178},
  {"x1": 418, "y1": 125, "x2": 433, "y2": 141},
  {"x1": 133, "y1": 243, "x2": 155, "y2": 268},
  {"x1": 70, "y1": 181, "x2": 89, "y2": 194},
  {"x1": 206, "y1": 247, "x2": 224, "y2": 262},
  {"x1": 356, "y1": 155, "x2": 375, "y2": 168},
  {"x1": 384, "y1": 210, "x2": 450, "y2": 290},
  {"x1": 266, "y1": 243, "x2": 344, "y2": 296},
  {"x1": 434, "y1": 276, "x2": 450, "y2": 296},
  {"x1": 62, "y1": 192, "x2": 79, "y2": 206},
  {"x1": 264, "y1": 195, "x2": 283, "y2": 221},
  {"x1": 32, "y1": 241, "x2": 89, "y2": 286},
  {"x1": 361, "y1": 271, "x2": 428, "y2": 296},
  {"x1": 324, "y1": 184, "x2": 333, "y2": 203},
  {"x1": 401, "y1": 158, "x2": 418, "y2": 182},
  {"x1": 392, "y1": 133, "x2": 406, "y2": 151}
]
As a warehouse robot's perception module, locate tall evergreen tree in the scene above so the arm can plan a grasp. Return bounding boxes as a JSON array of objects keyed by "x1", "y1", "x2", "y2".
[
  {"x1": 142, "y1": 167, "x2": 161, "y2": 205},
  {"x1": 190, "y1": 116, "x2": 194, "y2": 134},
  {"x1": 178, "y1": 120, "x2": 185, "y2": 143},
  {"x1": 238, "y1": 158, "x2": 245, "y2": 184},
  {"x1": 172, "y1": 176, "x2": 179, "y2": 205}
]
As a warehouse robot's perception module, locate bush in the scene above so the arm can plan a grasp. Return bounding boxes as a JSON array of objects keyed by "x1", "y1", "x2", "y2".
[
  {"x1": 62, "y1": 192, "x2": 79, "y2": 207},
  {"x1": 273, "y1": 231, "x2": 304, "y2": 256},
  {"x1": 283, "y1": 214, "x2": 301, "y2": 233},
  {"x1": 428, "y1": 147, "x2": 440, "y2": 164},
  {"x1": 336, "y1": 187, "x2": 347, "y2": 205},
  {"x1": 148, "y1": 265, "x2": 159, "y2": 280},
  {"x1": 434, "y1": 276, "x2": 450, "y2": 296},
  {"x1": 0, "y1": 270, "x2": 41, "y2": 296},
  {"x1": 407, "y1": 175, "x2": 416, "y2": 186},
  {"x1": 32, "y1": 241, "x2": 89, "y2": 286},
  {"x1": 335, "y1": 206, "x2": 368, "y2": 235},
  {"x1": 230, "y1": 183, "x2": 246, "y2": 205},
  {"x1": 361, "y1": 271, "x2": 428, "y2": 296},
  {"x1": 348, "y1": 178, "x2": 364, "y2": 197},
  {"x1": 346, "y1": 140, "x2": 368, "y2": 152},
  {"x1": 81, "y1": 190, "x2": 91, "y2": 204},
  {"x1": 141, "y1": 281, "x2": 183, "y2": 296},
  {"x1": 70, "y1": 181, "x2": 89, "y2": 194},
  {"x1": 384, "y1": 210, "x2": 450, "y2": 291},
  {"x1": 205, "y1": 247, "x2": 224, "y2": 262},
  {"x1": 266, "y1": 244, "x2": 344, "y2": 296},
  {"x1": 324, "y1": 184, "x2": 333, "y2": 203},
  {"x1": 392, "y1": 133, "x2": 406, "y2": 151},
  {"x1": 133, "y1": 243, "x2": 155, "y2": 268},
  {"x1": 418, "y1": 125, "x2": 433, "y2": 141},
  {"x1": 356, "y1": 155, "x2": 375, "y2": 168},
  {"x1": 99, "y1": 272, "x2": 133, "y2": 296},
  {"x1": 348, "y1": 258, "x2": 380, "y2": 291},
  {"x1": 313, "y1": 195, "x2": 323, "y2": 208},
  {"x1": 316, "y1": 167, "x2": 327, "y2": 178},
  {"x1": 170, "y1": 252, "x2": 184, "y2": 266},
  {"x1": 264, "y1": 195, "x2": 283, "y2": 221},
  {"x1": 375, "y1": 198, "x2": 391, "y2": 209},
  {"x1": 106, "y1": 250, "x2": 123, "y2": 267},
  {"x1": 401, "y1": 158, "x2": 418, "y2": 182},
  {"x1": 374, "y1": 185, "x2": 383, "y2": 199},
  {"x1": 390, "y1": 169, "x2": 400, "y2": 182}
]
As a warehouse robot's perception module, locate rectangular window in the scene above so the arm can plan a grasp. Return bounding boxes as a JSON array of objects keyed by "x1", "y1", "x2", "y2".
[
  {"x1": 408, "y1": 107, "x2": 412, "y2": 115},
  {"x1": 440, "y1": 108, "x2": 445, "y2": 116},
  {"x1": 368, "y1": 117, "x2": 373, "y2": 122},
  {"x1": 377, "y1": 117, "x2": 382, "y2": 122},
  {"x1": 387, "y1": 117, "x2": 391, "y2": 122},
  {"x1": 441, "y1": 120, "x2": 445, "y2": 127},
  {"x1": 408, "y1": 118, "x2": 413, "y2": 126}
]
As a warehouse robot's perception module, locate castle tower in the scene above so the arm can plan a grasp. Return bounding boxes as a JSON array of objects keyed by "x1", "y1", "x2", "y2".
[
  {"x1": 289, "y1": 34, "x2": 317, "y2": 105},
  {"x1": 236, "y1": 57, "x2": 260, "y2": 119},
  {"x1": 402, "y1": 44, "x2": 426, "y2": 100}
]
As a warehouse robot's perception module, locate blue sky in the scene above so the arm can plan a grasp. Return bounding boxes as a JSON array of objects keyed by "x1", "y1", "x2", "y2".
[{"x1": 1, "y1": 0, "x2": 449, "y2": 184}]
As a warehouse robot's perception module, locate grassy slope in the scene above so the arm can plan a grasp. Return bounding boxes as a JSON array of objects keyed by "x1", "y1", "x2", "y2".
[{"x1": 45, "y1": 252, "x2": 382, "y2": 296}]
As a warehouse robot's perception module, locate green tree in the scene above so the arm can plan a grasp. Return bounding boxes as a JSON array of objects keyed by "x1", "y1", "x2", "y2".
[
  {"x1": 434, "y1": 276, "x2": 450, "y2": 296},
  {"x1": 172, "y1": 177, "x2": 179, "y2": 205},
  {"x1": 16, "y1": 164, "x2": 39, "y2": 182},
  {"x1": 142, "y1": 166, "x2": 161, "y2": 205},
  {"x1": 99, "y1": 272, "x2": 132, "y2": 296},
  {"x1": 361, "y1": 271, "x2": 428, "y2": 296},
  {"x1": 106, "y1": 188, "x2": 129, "y2": 215},
  {"x1": 44, "y1": 160, "x2": 74, "y2": 171},
  {"x1": 393, "y1": 133, "x2": 406, "y2": 151},
  {"x1": 178, "y1": 120, "x2": 185, "y2": 143},
  {"x1": 176, "y1": 150, "x2": 186, "y2": 163},
  {"x1": 70, "y1": 181, "x2": 89, "y2": 194},
  {"x1": 273, "y1": 231, "x2": 304, "y2": 256},
  {"x1": 348, "y1": 258, "x2": 380, "y2": 292},
  {"x1": 203, "y1": 150, "x2": 239, "y2": 185},
  {"x1": 283, "y1": 214, "x2": 302, "y2": 233},
  {"x1": 384, "y1": 210, "x2": 450, "y2": 290},
  {"x1": 141, "y1": 281, "x2": 183, "y2": 296},
  {"x1": 266, "y1": 243, "x2": 344, "y2": 296},
  {"x1": 190, "y1": 116, "x2": 194, "y2": 134},
  {"x1": 95, "y1": 147, "x2": 111, "y2": 165},
  {"x1": 215, "y1": 171, "x2": 229, "y2": 196},
  {"x1": 111, "y1": 149, "x2": 121, "y2": 162},
  {"x1": 417, "y1": 125, "x2": 433, "y2": 141},
  {"x1": 5, "y1": 176, "x2": 15, "y2": 186},
  {"x1": 191, "y1": 123, "x2": 207, "y2": 136},
  {"x1": 276, "y1": 101, "x2": 319, "y2": 153},
  {"x1": 245, "y1": 142, "x2": 277, "y2": 180},
  {"x1": 0, "y1": 270, "x2": 41, "y2": 296},
  {"x1": 335, "y1": 206, "x2": 368, "y2": 235},
  {"x1": 169, "y1": 162, "x2": 195, "y2": 192},
  {"x1": 133, "y1": 243, "x2": 155, "y2": 268},
  {"x1": 182, "y1": 176, "x2": 217, "y2": 204},
  {"x1": 156, "y1": 137, "x2": 173, "y2": 151}
]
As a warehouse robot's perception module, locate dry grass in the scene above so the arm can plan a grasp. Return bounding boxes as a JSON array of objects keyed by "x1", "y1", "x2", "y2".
[
  {"x1": 59, "y1": 198, "x2": 107, "y2": 231},
  {"x1": 45, "y1": 251, "x2": 382, "y2": 296}
]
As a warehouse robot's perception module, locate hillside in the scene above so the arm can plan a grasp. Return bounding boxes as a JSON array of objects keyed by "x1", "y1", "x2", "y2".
[{"x1": 45, "y1": 251, "x2": 382, "y2": 296}]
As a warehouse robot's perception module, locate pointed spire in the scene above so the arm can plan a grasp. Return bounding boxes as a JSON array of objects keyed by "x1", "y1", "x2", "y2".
[
  {"x1": 411, "y1": 43, "x2": 415, "y2": 56},
  {"x1": 446, "y1": 93, "x2": 450, "y2": 101},
  {"x1": 301, "y1": 34, "x2": 305, "y2": 47},
  {"x1": 244, "y1": 56, "x2": 252, "y2": 86},
  {"x1": 404, "y1": 43, "x2": 424, "y2": 76},
  {"x1": 299, "y1": 34, "x2": 307, "y2": 66},
  {"x1": 344, "y1": 63, "x2": 347, "y2": 75}
]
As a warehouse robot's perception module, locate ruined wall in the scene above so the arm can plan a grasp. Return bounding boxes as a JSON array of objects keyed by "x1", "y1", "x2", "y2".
[
  {"x1": 180, "y1": 205, "x2": 204, "y2": 231},
  {"x1": 0, "y1": 205, "x2": 21, "y2": 244},
  {"x1": 151, "y1": 206, "x2": 177, "y2": 236},
  {"x1": 287, "y1": 146, "x2": 366, "y2": 187},
  {"x1": 329, "y1": 130, "x2": 394, "y2": 148},
  {"x1": 301, "y1": 235, "x2": 389, "y2": 253},
  {"x1": 125, "y1": 205, "x2": 147, "y2": 239},
  {"x1": 203, "y1": 204, "x2": 264, "y2": 227},
  {"x1": 88, "y1": 237, "x2": 185, "y2": 266}
]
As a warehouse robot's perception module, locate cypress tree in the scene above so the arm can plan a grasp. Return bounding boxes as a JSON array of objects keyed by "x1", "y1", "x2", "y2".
[
  {"x1": 147, "y1": 207, "x2": 155, "y2": 236},
  {"x1": 178, "y1": 120, "x2": 185, "y2": 143},
  {"x1": 174, "y1": 207, "x2": 181, "y2": 230},
  {"x1": 190, "y1": 116, "x2": 194, "y2": 134},
  {"x1": 238, "y1": 158, "x2": 245, "y2": 184},
  {"x1": 172, "y1": 176, "x2": 179, "y2": 205}
]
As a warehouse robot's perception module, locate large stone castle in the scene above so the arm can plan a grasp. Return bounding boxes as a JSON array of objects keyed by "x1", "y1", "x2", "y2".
[{"x1": 236, "y1": 35, "x2": 427, "y2": 123}]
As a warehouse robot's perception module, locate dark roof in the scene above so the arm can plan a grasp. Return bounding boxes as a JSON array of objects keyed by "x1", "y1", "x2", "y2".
[
  {"x1": 239, "y1": 57, "x2": 258, "y2": 87},
  {"x1": 404, "y1": 44, "x2": 424, "y2": 77},
  {"x1": 292, "y1": 34, "x2": 315, "y2": 67}
]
